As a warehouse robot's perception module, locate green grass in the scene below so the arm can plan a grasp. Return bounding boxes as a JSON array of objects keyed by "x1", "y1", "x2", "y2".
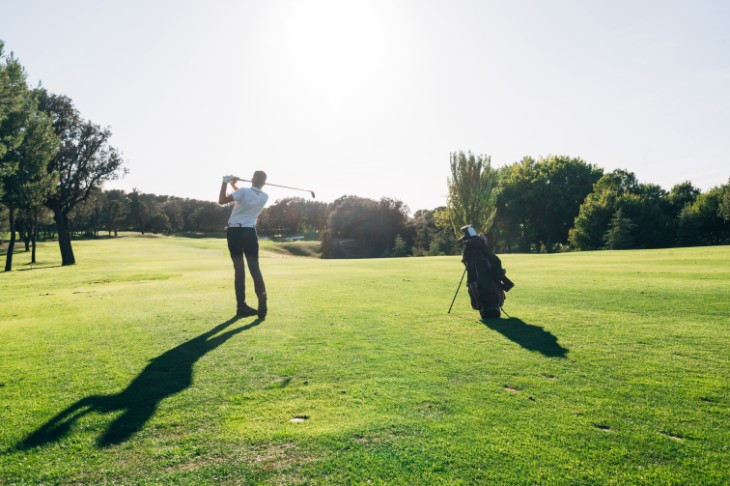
[{"x1": 1, "y1": 236, "x2": 728, "y2": 484}]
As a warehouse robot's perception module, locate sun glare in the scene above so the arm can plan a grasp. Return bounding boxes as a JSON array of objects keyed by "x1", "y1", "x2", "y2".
[{"x1": 277, "y1": 0, "x2": 391, "y2": 111}]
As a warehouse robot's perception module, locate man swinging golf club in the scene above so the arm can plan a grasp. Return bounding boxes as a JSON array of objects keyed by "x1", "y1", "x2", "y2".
[{"x1": 219, "y1": 171, "x2": 268, "y2": 318}]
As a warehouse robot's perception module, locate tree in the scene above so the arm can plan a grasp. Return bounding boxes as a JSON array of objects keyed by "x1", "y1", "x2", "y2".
[
  {"x1": 624, "y1": 183, "x2": 673, "y2": 248},
  {"x1": 407, "y1": 207, "x2": 459, "y2": 256},
  {"x1": 258, "y1": 197, "x2": 332, "y2": 237},
  {"x1": 0, "y1": 204, "x2": 8, "y2": 246},
  {"x1": 321, "y1": 196, "x2": 409, "y2": 258},
  {"x1": 496, "y1": 155, "x2": 603, "y2": 252},
  {"x1": 570, "y1": 170, "x2": 685, "y2": 250},
  {"x1": 188, "y1": 201, "x2": 228, "y2": 233},
  {"x1": 162, "y1": 197, "x2": 184, "y2": 233},
  {"x1": 101, "y1": 189, "x2": 129, "y2": 236},
  {"x1": 0, "y1": 41, "x2": 25, "y2": 197},
  {"x1": 0, "y1": 48, "x2": 59, "y2": 271},
  {"x1": 16, "y1": 205, "x2": 54, "y2": 263},
  {"x1": 391, "y1": 234, "x2": 408, "y2": 257},
  {"x1": 38, "y1": 90, "x2": 125, "y2": 265},
  {"x1": 569, "y1": 170, "x2": 638, "y2": 250},
  {"x1": 667, "y1": 181, "x2": 701, "y2": 218},
  {"x1": 685, "y1": 185, "x2": 730, "y2": 245},
  {"x1": 603, "y1": 208, "x2": 636, "y2": 249},
  {"x1": 676, "y1": 204, "x2": 704, "y2": 247},
  {"x1": 718, "y1": 179, "x2": 730, "y2": 222},
  {"x1": 69, "y1": 187, "x2": 106, "y2": 236},
  {"x1": 447, "y1": 151, "x2": 498, "y2": 237}
]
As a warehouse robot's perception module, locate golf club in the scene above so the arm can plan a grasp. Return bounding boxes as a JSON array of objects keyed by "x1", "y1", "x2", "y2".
[{"x1": 230, "y1": 176, "x2": 315, "y2": 198}]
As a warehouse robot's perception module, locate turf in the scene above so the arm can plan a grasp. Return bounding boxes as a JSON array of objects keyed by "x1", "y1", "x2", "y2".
[{"x1": 1, "y1": 236, "x2": 728, "y2": 484}]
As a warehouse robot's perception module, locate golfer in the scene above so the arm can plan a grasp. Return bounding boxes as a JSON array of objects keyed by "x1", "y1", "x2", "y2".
[{"x1": 218, "y1": 171, "x2": 268, "y2": 318}]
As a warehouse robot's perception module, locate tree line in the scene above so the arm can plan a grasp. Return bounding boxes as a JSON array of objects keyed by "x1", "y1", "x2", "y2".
[
  {"x1": 8, "y1": 148, "x2": 728, "y2": 265},
  {"x1": 448, "y1": 152, "x2": 730, "y2": 253}
]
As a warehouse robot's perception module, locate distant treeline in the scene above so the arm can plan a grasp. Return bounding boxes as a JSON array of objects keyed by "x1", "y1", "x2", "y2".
[
  {"x1": 3, "y1": 154, "x2": 729, "y2": 260},
  {"x1": 0, "y1": 189, "x2": 458, "y2": 259}
]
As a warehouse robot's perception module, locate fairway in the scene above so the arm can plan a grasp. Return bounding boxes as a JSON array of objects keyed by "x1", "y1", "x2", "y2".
[{"x1": 1, "y1": 236, "x2": 728, "y2": 484}]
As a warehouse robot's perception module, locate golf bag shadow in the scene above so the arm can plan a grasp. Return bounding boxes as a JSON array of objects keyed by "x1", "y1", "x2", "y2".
[{"x1": 460, "y1": 225, "x2": 514, "y2": 319}]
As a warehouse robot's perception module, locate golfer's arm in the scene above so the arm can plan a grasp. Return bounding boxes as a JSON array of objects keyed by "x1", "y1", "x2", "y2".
[{"x1": 219, "y1": 183, "x2": 234, "y2": 205}]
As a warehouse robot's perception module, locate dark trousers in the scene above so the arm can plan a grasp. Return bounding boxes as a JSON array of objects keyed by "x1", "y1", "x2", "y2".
[{"x1": 227, "y1": 227, "x2": 266, "y2": 310}]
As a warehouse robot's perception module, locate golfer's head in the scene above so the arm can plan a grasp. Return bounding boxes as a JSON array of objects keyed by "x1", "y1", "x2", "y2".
[{"x1": 252, "y1": 171, "x2": 267, "y2": 188}]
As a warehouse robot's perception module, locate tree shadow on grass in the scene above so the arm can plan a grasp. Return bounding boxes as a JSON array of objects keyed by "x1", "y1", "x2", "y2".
[
  {"x1": 482, "y1": 317, "x2": 568, "y2": 358},
  {"x1": 17, "y1": 316, "x2": 262, "y2": 449}
]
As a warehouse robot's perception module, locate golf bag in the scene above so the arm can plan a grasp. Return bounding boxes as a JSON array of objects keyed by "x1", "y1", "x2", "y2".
[{"x1": 460, "y1": 225, "x2": 514, "y2": 319}]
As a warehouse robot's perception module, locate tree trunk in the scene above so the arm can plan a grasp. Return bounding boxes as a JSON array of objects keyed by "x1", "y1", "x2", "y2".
[
  {"x1": 4, "y1": 206, "x2": 16, "y2": 272},
  {"x1": 54, "y1": 211, "x2": 76, "y2": 266},
  {"x1": 31, "y1": 214, "x2": 38, "y2": 264}
]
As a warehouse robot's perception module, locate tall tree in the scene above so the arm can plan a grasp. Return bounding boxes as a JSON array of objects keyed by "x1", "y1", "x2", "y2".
[
  {"x1": 0, "y1": 41, "x2": 24, "y2": 193},
  {"x1": 0, "y1": 48, "x2": 59, "y2": 271},
  {"x1": 447, "y1": 151, "x2": 498, "y2": 236},
  {"x1": 37, "y1": 90, "x2": 125, "y2": 265}
]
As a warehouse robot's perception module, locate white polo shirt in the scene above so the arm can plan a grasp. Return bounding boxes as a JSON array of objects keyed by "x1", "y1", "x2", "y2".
[{"x1": 228, "y1": 186, "x2": 269, "y2": 227}]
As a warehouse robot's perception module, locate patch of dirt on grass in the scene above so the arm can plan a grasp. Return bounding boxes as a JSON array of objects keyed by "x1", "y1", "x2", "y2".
[
  {"x1": 252, "y1": 442, "x2": 319, "y2": 474},
  {"x1": 159, "y1": 442, "x2": 320, "y2": 478},
  {"x1": 662, "y1": 431, "x2": 684, "y2": 441},
  {"x1": 504, "y1": 386, "x2": 520, "y2": 393}
]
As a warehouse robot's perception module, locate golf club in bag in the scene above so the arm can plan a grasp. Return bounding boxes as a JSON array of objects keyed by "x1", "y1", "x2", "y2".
[
  {"x1": 225, "y1": 175, "x2": 316, "y2": 198},
  {"x1": 452, "y1": 225, "x2": 514, "y2": 319}
]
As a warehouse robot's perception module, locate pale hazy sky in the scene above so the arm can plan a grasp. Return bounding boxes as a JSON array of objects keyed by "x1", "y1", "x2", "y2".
[{"x1": 2, "y1": 0, "x2": 728, "y2": 211}]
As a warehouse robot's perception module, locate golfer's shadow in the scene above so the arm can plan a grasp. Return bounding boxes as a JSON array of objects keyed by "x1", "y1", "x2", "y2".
[
  {"x1": 482, "y1": 317, "x2": 568, "y2": 358},
  {"x1": 18, "y1": 317, "x2": 262, "y2": 449}
]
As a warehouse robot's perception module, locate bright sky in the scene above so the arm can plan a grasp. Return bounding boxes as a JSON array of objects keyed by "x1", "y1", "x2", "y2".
[{"x1": 2, "y1": 0, "x2": 728, "y2": 211}]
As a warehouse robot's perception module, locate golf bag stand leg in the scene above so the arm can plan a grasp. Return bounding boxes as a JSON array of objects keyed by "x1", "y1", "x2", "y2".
[{"x1": 448, "y1": 268, "x2": 467, "y2": 314}]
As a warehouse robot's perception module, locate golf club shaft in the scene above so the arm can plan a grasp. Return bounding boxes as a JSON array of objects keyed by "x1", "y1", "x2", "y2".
[{"x1": 233, "y1": 176, "x2": 315, "y2": 198}]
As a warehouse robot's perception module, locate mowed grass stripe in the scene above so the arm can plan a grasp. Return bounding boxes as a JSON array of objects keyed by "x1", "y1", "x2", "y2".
[{"x1": 1, "y1": 237, "x2": 728, "y2": 484}]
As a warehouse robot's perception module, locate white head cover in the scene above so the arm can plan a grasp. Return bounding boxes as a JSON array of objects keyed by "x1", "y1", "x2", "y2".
[{"x1": 461, "y1": 225, "x2": 478, "y2": 238}]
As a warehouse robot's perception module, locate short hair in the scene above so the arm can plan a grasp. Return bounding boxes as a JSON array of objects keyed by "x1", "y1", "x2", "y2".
[{"x1": 252, "y1": 171, "x2": 267, "y2": 187}]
